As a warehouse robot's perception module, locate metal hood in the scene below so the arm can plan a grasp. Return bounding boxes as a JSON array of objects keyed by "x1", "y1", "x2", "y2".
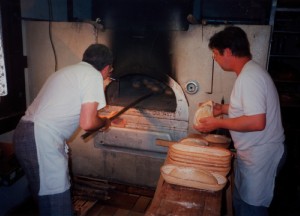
[{"x1": 91, "y1": 0, "x2": 194, "y2": 31}]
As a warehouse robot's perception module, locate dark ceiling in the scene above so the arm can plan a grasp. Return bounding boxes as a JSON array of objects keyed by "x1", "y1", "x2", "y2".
[
  {"x1": 19, "y1": 0, "x2": 300, "y2": 31},
  {"x1": 91, "y1": 0, "x2": 275, "y2": 31}
]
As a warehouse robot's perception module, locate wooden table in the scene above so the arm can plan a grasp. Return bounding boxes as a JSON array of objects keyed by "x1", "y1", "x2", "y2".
[{"x1": 145, "y1": 180, "x2": 222, "y2": 216}]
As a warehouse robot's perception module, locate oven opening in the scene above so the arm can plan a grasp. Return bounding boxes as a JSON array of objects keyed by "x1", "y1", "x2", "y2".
[{"x1": 106, "y1": 74, "x2": 177, "y2": 112}]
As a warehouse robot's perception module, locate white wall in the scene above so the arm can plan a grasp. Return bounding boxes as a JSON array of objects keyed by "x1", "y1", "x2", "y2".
[{"x1": 0, "y1": 22, "x2": 271, "y2": 142}]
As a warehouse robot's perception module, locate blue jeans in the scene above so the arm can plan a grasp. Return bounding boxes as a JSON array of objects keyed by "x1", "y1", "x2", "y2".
[
  {"x1": 39, "y1": 189, "x2": 73, "y2": 216},
  {"x1": 13, "y1": 120, "x2": 74, "y2": 216},
  {"x1": 233, "y1": 185, "x2": 269, "y2": 216}
]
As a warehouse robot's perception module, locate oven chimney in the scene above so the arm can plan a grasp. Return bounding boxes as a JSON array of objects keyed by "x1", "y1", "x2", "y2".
[{"x1": 110, "y1": 30, "x2": 172, "y2": 82}]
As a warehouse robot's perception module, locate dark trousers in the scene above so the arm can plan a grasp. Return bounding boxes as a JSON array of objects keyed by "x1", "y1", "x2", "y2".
[
  {"x1": 233, "y1": 185, "x2": 269, "y2": 216},
  {"x1": 13, "y1": 120, "x2": 73, "y2": 216}
]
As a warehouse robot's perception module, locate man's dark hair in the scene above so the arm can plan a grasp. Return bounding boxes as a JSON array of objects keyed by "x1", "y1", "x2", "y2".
[
  {"x1": 209, "y1": 26, "x2": 252, "y2": 58},
  {"x1": 82, "y1": 43, "x2": 113, "y2": 71}
]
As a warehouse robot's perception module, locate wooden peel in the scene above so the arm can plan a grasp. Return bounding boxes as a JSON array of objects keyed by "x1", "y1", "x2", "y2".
[
  {"x1": 156, "y1": 139, "x2": 177, "y2": 147},
  {"x1": 81, "y1": 93, "x2": 153, "y2": 139}
]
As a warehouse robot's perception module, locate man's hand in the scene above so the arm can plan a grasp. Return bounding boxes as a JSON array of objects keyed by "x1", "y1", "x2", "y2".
[
  {"x1": 98, "y1": 117, "x2": 111, "y2": 131},
  {"x1": 193, "y1": 116, "x2": 219, "y2": 133}
]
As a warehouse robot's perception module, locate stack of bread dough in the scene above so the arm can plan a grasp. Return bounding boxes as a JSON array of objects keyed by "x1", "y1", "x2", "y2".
[
  {"x1": 160, "y1": 100, "x2": 233, "y2": 191},
  {"x1": 161, "y1": 138, "x2": 232, "y2": 191},
  {"x1": 167, "y1": 143, "x2": 232, "y2": 176}
]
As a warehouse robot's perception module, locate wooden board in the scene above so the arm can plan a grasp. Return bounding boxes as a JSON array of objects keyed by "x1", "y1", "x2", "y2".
[{"x1": 132, "y1": 196, "x2": 152, "y2": 213}]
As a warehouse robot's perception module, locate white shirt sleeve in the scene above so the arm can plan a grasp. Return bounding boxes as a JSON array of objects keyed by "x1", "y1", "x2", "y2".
[{"x1": 80, "y1": 70, "x2": 106, "y2": 110}]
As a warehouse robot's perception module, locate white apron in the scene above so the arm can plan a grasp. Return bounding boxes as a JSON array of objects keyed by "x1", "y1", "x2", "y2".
[
  {"x1": 234, "y1": 142, "x2": 284, "y2": 207},
  {"x1": 22, "y1": 62, "x2": 106, "y2": 195},
  {"x1": 34, "y1": 122, "x2": 70, "y2": 196}
]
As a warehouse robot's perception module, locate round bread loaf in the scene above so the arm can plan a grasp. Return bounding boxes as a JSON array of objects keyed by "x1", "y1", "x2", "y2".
[
  {"x1": 180, "y1": 138, "x2": 208, "y2": 146},
  {"x1": 161, "y1": 164, "x2": 228, "y2": 191},
  {"x1": 193, "y1": 100, "x2": 213, "y2": 127},
  {"x1": 167, "y1": 157, "x2": 231, "y2": 176},
  {"x1": 204, "y1": 134, "x2": 230, "y2": 144},
  {"x1": 170, "y1": 167, "x2": 218, "y2": 185}
]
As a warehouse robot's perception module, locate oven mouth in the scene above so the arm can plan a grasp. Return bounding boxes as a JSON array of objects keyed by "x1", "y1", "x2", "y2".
[
  {"x1": 105, "y1": 74, "x2": 177, "y2": 112},
  {"x1": 96, "y1": 74, "x2": 189, "y2": 159}
]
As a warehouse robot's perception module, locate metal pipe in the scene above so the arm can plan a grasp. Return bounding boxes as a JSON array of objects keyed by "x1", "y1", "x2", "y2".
[{"x1": 206, "y1": 59, "x2": 214, "y2": 94}]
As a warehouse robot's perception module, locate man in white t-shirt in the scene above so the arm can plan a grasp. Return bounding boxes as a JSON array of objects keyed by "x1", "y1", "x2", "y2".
[
  {"x1": 194, "y1": 26, "x2": 285, "y2": 215},
  {"x1": 13, "y1": 44, "x2": 114, "y2": 216}
]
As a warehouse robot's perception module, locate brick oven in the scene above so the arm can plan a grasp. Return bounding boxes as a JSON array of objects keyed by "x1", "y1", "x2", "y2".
[
  {"x1": 88, "y1": 28, "x2": 190, "y2": 187},
  {"x1": 65, "y1": 0, "x2": 197, "y2": 189}
]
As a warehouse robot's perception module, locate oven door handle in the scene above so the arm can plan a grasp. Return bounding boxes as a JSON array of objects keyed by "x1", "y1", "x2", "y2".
[{"x1": 81, "y1": 92, "x2": 153, "y2": 139}]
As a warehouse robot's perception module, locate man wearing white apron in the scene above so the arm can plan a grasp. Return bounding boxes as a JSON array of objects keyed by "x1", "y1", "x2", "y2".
[
  {"x1": 194, "y1": 26, "x2": 286, "y2": 215},
  {"x1": 13, "y1": 44, "x2": 114, "y2": 216}
]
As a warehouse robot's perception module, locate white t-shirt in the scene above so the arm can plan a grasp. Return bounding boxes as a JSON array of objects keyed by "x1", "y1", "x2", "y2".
[
  {"x1": 229, "y1": 60, "x2": 285, "y2": 207},
  {"x1": 22, "y1": 62, "x2": 106, "y2": 195}
]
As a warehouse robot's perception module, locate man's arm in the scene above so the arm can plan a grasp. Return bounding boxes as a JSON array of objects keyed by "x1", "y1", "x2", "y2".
[
  {"x1": 194, "y1": 113, "x2": 266, "y2": 133},
  {"x1": 213, "y1": 103, "x2": 229, "y2": 116},
  {"x1": 80, "y1": 102, "x2": 108, "y2": 131}
]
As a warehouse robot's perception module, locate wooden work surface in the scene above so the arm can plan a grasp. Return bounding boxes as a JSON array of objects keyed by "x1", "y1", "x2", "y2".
[
  {"x1": 146, "y1": 137, "x2": 233, "y2": 216},
  {"x1": 145, "y1": 180, "x2": 222, "y2": 216}
]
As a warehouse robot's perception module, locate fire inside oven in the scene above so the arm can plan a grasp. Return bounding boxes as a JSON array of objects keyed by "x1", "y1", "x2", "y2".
[{"x1": 106, "y1": 74, "x2": 177, "y2": 112}]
